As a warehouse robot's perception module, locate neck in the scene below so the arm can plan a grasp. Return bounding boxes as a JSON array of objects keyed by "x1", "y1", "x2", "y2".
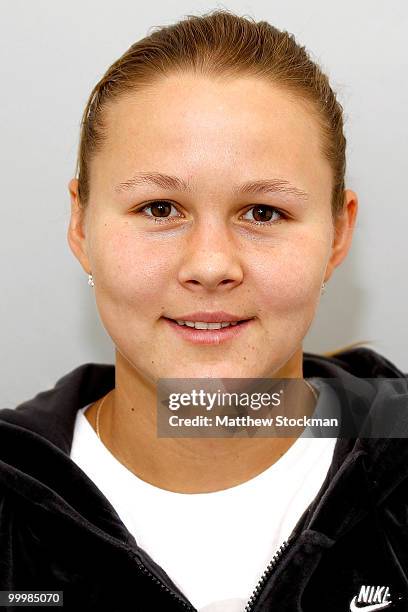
[{"x1": 87, "y1": 347, "x2": 315, "y2": 493}]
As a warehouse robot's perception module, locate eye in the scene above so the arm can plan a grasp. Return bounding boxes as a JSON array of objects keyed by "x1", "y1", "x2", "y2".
[
  {"x1": 241, "y1": 205, "x2": 286, "y2": 226},
  {"x1": 131, "y1": 200, "x2": 287, "y2": 226},
  {"x1": 132, "y1": 200, "x2": 182, "y2": 224}
]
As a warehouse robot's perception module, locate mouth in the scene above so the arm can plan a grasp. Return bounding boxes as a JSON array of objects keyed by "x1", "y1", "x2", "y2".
[
  {"x1": 164, "y1": 317, "x2": 250, "y2": 328},
  {"x1": 162, "y1": 316, "x2": 255, "y2": 345}
]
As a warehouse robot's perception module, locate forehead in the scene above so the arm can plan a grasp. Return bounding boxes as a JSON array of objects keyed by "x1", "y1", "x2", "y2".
[{"x1": 93, "y1": 73, "x2": 331, "y2": 194}]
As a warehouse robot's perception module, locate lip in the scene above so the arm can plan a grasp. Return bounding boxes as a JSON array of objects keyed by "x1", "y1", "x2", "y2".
[
  {"x1": 167, "y1": 311, "x2": 250, "y2": 323},
  {"x1": 162, "y1": 316, "x2": 254, "y2": 345}
]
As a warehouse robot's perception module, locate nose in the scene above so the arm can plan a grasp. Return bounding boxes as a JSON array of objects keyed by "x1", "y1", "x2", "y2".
[{"x1": 177, "y1": 221, "x2": 244, "y2": 292}]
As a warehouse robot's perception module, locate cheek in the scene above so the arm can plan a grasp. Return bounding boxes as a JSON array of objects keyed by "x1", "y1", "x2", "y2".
[
  {"x1": 92, "y1": 227, "x2": 177, "y2": 307},
  {"x1": 251, "y1": 235, "x2": 327, "y2": 313}
]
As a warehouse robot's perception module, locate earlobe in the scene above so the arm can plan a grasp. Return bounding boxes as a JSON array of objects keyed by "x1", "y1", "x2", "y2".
[{"x1": 67, "y1": 178, "x2": 91, "y2": 274}]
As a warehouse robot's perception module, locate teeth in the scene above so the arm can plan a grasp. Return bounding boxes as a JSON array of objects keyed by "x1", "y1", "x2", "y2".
[{"x1": 175, "y1": 320, "x2": 239, "y2": 329}]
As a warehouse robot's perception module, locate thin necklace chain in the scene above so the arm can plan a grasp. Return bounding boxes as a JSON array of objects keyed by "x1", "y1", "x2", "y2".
[
  {"x1": 95, "y1": 379, "x2": 318, "y2": 441},
  {"x1": 96, "y1": 392, "x2": 108, "y2": 440},
  {"x1": 95, "y1": 391, "x2": 139, "y2": 477},
  {"x1": 304, "y1": 378, "x2": 319, "y2": 401}
]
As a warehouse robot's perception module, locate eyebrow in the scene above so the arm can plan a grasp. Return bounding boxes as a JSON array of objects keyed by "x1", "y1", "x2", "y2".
[{"x1": 114, "y1": 172, "x2": 309, "y2": 200}]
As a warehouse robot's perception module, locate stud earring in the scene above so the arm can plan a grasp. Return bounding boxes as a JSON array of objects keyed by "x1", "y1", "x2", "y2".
[
  {"x1": 88, "y1": 273, "x2": 94, "y2": 287},
  {"x1": 321, "y1": 281, "x2": 327, "y2": 294}
]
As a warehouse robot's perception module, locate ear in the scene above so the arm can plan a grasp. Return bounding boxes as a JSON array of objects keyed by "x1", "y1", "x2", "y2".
[
  {"x1": 67, "y1": 178, "x2": 91, "y2": 275},
  {"x1": 324, "y1": 189, "x2": 358, "y2": 282}
]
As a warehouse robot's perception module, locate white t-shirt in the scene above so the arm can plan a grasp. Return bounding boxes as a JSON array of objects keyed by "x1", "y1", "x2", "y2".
[{"x1": 70, "y1": 378, "x2": 339, "y2": 612}]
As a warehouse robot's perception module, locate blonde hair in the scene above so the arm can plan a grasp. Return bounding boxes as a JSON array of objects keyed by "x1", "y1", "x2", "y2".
[
  {"x1": 74, "y1": 8, "x2": 346, "y2": 221},
  {"x1": 322, "y1": 340, "x2": 374, "y2": 358}
]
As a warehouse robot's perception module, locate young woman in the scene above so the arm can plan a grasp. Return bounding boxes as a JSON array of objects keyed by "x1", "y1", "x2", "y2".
[{"x1": 1, "y1": 9, "x2": 407, "y2": 612}]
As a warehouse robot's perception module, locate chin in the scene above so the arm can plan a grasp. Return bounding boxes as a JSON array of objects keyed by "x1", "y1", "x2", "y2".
[{"x1": 162, "y1": 363, "x2": 253, "y2": 381}]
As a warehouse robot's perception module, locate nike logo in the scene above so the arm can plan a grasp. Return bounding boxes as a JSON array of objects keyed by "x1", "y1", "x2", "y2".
[{"x1": 349, "y1": 595, "x2": 392, "y2": 611}]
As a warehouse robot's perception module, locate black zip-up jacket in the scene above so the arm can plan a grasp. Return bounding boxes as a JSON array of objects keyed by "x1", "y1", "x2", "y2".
[{"x1": 1, "y1": 347, "x2": 408, "y2": 611}]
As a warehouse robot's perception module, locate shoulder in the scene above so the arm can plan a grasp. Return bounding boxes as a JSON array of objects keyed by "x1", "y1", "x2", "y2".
[{"x1": 324, "y1": 346, "x2": 406, "y2": 378}]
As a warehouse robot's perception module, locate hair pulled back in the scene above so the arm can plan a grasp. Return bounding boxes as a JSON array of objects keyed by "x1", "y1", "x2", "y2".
[{"x1": 75, "y1": 8, "x2": 346, "y2": 221}]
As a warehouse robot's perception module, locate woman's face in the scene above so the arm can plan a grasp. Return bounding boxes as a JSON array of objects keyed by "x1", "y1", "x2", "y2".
[{"x1": 69, "y1": 73, "x2": 352, "y2": 382}]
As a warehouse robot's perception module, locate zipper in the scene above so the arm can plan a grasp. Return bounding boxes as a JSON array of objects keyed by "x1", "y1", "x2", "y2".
[
  {"x1": 132, "y1": 537, "x2": 294, "y2": 612},
  {"x1": 129, "y1": 529, "x2": 298, "y2": 611},
  {"x1": 244, "y1": 537, "x2": 294, "y2": 612},
  {"x1": 131, "y1": 551, "x2": 197, "y2": 611},
  {"x1": 133, "y1": 538, "x2": 293, "y2": 612}
]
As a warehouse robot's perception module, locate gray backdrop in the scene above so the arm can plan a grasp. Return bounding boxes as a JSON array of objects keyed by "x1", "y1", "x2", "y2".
[{"x1": 1, "y1": 0, "x2": 407, "y2": 407}]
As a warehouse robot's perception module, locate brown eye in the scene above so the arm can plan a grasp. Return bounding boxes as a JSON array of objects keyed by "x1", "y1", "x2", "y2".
[
  {"x1": 242, "y1": 205, "x2": 285, "y2": 225},
  {"x1": 253, "y1": 205, "x2": 274, "y2": 222},
  {"x1": 147, "y1": 201, "x2": 173, "y2": 217},
  {"x1": 134, "y1": 200, "x2": 182, "y2": 223}
]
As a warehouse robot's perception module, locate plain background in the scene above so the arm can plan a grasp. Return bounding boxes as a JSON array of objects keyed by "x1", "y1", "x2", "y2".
[{"x1": 1, "y1": 0, "x2": 407, "y2": 406}]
